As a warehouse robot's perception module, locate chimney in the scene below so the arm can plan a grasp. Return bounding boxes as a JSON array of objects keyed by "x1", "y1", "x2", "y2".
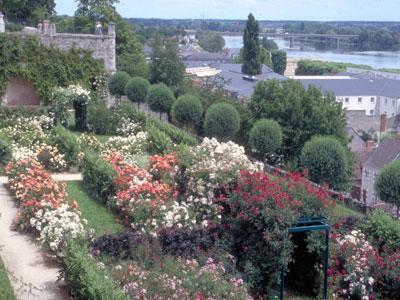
[
  {"x1": 0, "y1": 12, "x2": 5, "y2": 33},
  {"x1": 366, "y1": 140, "x2": 376, "y2": 150},
  {"x1": 380, "y1": 113, "x2": 387, "y2": 133}
]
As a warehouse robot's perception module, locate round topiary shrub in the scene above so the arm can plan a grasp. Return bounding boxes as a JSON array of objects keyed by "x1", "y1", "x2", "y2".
[
  {"x1": 171, "y1": 94, "x2": 203, "y2": 131},
  {"x1": 124, "y1": 77, "x2": 150, "y2": 108},
  {"x1": 147, "y1": 83, "x2": 175, "y2": 118},
  {"x1": 203, "y1": 102, "x2": 240, "y2": 141},
  {"x1": 375, "y1": 160, "x2": 400, "y2": 218},
  {"x1": 249, "y1": 119, "x2": 282, "y2": 159},
  {"x1": 108, "y1": 71, "x2": 130, "y2": 101},
  {"x1": 300, "y1": 135, "x2": 348, "y2": 190}
]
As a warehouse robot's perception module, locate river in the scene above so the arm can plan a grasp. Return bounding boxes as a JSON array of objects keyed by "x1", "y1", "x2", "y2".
[{"x1": 223, "y1": 36, "x2": 400, "y2": 70}]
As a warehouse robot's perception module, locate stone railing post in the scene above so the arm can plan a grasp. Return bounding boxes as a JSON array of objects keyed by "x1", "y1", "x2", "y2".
[
  {"x1": 0, "y1": 12, "x2": 5, "y2": 33},
  {"x1": 108, "y1": 22, "x2": 116, "y2": 37}
]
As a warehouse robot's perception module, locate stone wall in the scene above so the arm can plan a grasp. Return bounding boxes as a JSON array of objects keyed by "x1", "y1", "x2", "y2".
[{"x1": 37, "y1": 20, "x2": 116, "y2": 73}]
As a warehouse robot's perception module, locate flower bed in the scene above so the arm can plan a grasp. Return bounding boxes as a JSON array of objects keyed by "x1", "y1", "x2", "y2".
[{"x1": 5, "y1": 159, "x2": 86, "y2": 255}]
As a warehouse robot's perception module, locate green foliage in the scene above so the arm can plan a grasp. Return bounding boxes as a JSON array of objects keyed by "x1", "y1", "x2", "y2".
[
  {"x1": 49, "y1": 125, "x2": 80, "y2": 168},
  {"x1": 249, "y1": 119, "x2": 282, "y2": 159},
  {"x1": 0, "y1": 133, "x2": 12, "y2": 167},
  {"x1": 63, "y1": 241, "x2": 128, "y2": 300},
  {"x1": 197, "y1": 31, "x2": 225, "y2": 53},
  {"x1": 0, "y1": 35, "x2": 103, "y2": 102},
  {"x1": 204, "y1": 103, "x2": 240, "y2": 141},
  {"x1": 300, "y1": 135, "x2": 349, "y2": 190},
  {"x1": 362, "y1": 210, "x2": 400, "y2": 252},
  {"x1": 124, "y1": 77, "x2": 150, "y2": 106},
  {"x1": 147, "y1": 83, "x2": 175, "y2": 115},
  {"x1": 87, "y1": 101, "x2": 115, "y2": 135},
  {"x1": 1, "y1": 0, "x2": 55, "y2": 24},
  {"x1": 146, "y1": 126, "x2": 173, "y2": 155},
  {"x1": 82, "y1": 151, "x2": 117, "y2": 203},
  {"x1": 150, "y1": 38, "x2": 185, "y2": 90},
  {"x1": 249, "y1": 79, "x2": 347, "y2": 161},
  {"x1": 242, "y1": 14, "x2": 261, "y2": 76},
  {"x1": 271, "y1": 50, "x2": 287, "y2": 75},
  {"x1": 295, "y1": 59, "x2": 372, "y2": 76},
  {"x1": 375, "y1": 160, "x2": 400, "y2": 217},
  {"x1": 108, "y1": 71, "x2": 130, "y2": 99},
  {"x1": 171, "y1": 94, "x2": 203, "y2": 131},
  {"x1": 262, "y1": 37, "x2": 278, "y2": 51}
]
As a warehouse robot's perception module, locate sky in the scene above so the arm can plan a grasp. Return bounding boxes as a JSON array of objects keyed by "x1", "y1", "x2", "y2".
[{"x1": 55, "y1": 0, "x2": 400, "y2": 21}]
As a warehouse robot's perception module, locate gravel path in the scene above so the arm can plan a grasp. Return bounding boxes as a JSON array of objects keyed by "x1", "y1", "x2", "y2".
[{"x1": 0, "y1": 174, "x2": 81, "y2": 299}]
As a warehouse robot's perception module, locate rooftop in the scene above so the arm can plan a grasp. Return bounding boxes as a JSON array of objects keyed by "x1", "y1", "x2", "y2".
[
  {"x1": 299, "y1": 78, "x2": 400, "y2": 98},
  {"x1": 364, "y1": 138, "x2": 400, "y2": 169}
]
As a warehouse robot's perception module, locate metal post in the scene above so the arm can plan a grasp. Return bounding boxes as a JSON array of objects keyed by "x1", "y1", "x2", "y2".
[
  {"x1": 280, "y1": 265, "x2": 284, "y2": 300},
  {"x1": 323, "y1": 227, "x2": 330, "y2": 300}
]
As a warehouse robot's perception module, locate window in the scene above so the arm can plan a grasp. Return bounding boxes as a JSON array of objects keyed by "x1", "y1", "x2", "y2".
[
  {"x1": 345, "y1": 98, "x2": 349, "y2": 103},
  {"x1": 393, "y1": 100, "x2": 396, "y2": 107},
  {"x1": 358, "y1": 97, "x2": 362, "y2": 103},
  {"x1": 385, "y1": 98, "x2": 388, "y2": 105},
  {"x1": 369, "y1": 109, "x2": 374, "y2": 115},
  {"x1": 371, "y1": 97, "x2": 375, "y2": 102},
  {"x1": 365, "y1": 169, "x2": 370, "y2": 178}
]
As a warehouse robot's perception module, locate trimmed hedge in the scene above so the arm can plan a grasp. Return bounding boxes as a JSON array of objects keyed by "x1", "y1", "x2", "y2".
[
  {"x1": 146, "y1": 117, "x2": 197, "y2": 146},
  {"x1": 50, "y1": 125, "x2": 80, "y2": 168},
  {"x1": 63, "y1": 241, "x2": 128, "y2": 300},
  {"x1": 0, "y1": 133, "x2": 12, "y2": 167},
  {"x1": 82, "y1": 152, "x2": 117, "y2": 203}
]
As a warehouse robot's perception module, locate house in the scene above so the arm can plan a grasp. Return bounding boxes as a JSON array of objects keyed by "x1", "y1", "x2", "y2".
[
  {"x1": 361, "y1": 139, "x2": 400, "y2": 206},
  {"x1": 299, "y1": 78, "x2": 400, "y2": 117}
]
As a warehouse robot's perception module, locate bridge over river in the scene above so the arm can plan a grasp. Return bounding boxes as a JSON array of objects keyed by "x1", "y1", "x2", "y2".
[{"x1": 185, "y1": 29, "x2": 359, "y2": 49}]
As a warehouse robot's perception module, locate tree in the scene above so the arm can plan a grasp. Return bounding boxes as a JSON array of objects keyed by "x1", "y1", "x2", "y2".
[
  {"x1": 249, "y1": 119, "x2": 282, "y2": 160},
  {"x1": 75, "y1": 0, "x2": 149, "y2": 78},
  {"x1": 249, "y1": 79, "x2": 347, "y2": 161},
  {"x1": 271, "y1": 50, "x2": 287, "y2": 75},
  {"x1": 0, "y1": 0, "x2": 55, "y2": 24},
  {"x1": 242, "y1": 13, "x2": 261, "y2": 76},
  {"x1": 262, "y1": 37, "x2": 278, "y2": 51},
  {"x1": 375, "y1": 160, "x2": 400, "y2": 218},
  {"x1": 204, "y1": 103, "x2": 240, "y2": 141},
  {"x1": 108, "y1": 71, "x2": 130, "y2": 103},
  {"x1": 75, "y1": 0, "x2": 119, "y2": 20},
  {"x1": 197, "y1": 31, "x2": 225, "y2": 53},
  {"x1": 234, "y1": 47, "x2": 272, "y2": 68},
  {"x1": 171, "y1": 94, "x2": 203, "y2": 131},
  {"x1": 124, "y1": 77, "x2": 150, "y2": 108},
  {"x1": 147, "y1": 83, "x2": 175, "y2": 118},
  {"x1": 300, "y1": 135, "x2": 349, "y2": 190},
  {"x1": 150, "y1": 38, "x2": 185, "y2": 90}
]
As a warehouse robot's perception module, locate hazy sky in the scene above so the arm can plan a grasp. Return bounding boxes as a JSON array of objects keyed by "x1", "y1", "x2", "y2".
[{"x1": 55, "y1": 0, "x2": 400, "y2": 21}]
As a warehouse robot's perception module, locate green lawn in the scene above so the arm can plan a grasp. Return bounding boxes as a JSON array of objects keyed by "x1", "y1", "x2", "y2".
[
  {"x1": 66, "y1": 181, "x2": 124, "y2": 236},
  {"x1": 333, "y1": 202, "x2": 363, "y2": 218},
  {"x1": 0, "y1": 257, "x2": 15, "y2": 300}
]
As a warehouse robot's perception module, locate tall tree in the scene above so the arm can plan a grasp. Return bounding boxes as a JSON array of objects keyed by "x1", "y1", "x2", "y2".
[
  {"x1": 75, "y1": 0, "x2": 119, "y2": 20},
  {"x1": 242, "y1": 13, "x2": 261, "y2": 76},
  {"x1": 375, "y1": 160, "x2": 400, "y2": 218},
  {"x1": 150, "y1": 38, "x2": 185, "y2": 90}
]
